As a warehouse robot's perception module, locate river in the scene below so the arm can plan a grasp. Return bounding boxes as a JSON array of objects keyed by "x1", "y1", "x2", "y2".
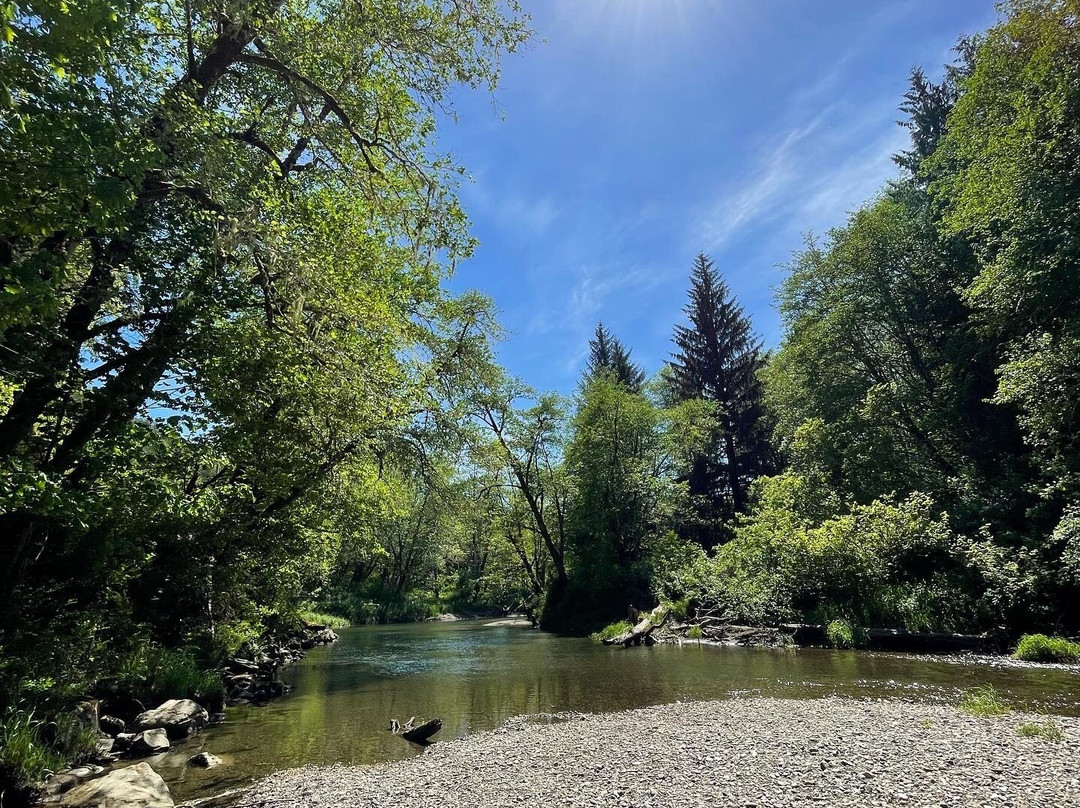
[{"x1": 150, "y1": 619, "x2": 1080, "y2": 801}]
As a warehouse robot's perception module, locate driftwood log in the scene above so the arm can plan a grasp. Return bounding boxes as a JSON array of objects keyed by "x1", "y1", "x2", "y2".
[
  {"x1": 389, "y1": 717, "x2": 443, "y2": 745},
  {"x1": 603, "y1": 605, "x2": 668, "y2": 647}
]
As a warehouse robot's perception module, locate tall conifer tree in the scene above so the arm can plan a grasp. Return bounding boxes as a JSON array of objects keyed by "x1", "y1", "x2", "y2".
[
  {"x1": 670, "y1": 254, "x2": 773, "y2": 540},
  {"x1": 585, "y1": 322, "x2": 646, "y2": 393}
]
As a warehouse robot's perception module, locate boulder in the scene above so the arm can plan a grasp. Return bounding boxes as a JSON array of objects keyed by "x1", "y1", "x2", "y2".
[
  {"x1": 187, "y1": 752, "x2": 223, "y2": 768},
  {"x1": 113, "y1": 732, "x2": 136, "y2": 751},
  {"x1": 74, "y1": 700, "x2": 100, "y2": 735},
  {"x1": 131, "y1": 728, "x2": 170, "y2": 756},
  {"x1": 94, "y1": 738, "x2": 119, "y2": 764},
  {"x1": 60, "y1": 761, "x2": 173, "y2": 808},
  {"x1": 226, "y1": 658, "x2": 259, "y2": 675},
  {"x1": 100, "y1": 715, "x2": 126, "y2": 736},
  {"x1": 134, "y1": 699, "x2": 209, "y2": 739}
]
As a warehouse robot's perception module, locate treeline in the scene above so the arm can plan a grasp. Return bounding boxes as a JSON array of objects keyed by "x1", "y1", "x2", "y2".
[
  {"x1": 359, "y1": 0, "x2": 1080, "y2": 638},
  {"x1": 403, "y1": 0, "x2": 1080, "y2": 638}
]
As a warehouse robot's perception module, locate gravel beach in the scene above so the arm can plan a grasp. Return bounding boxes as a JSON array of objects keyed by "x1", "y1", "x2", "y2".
[{"x1": 236, "y1": 697, "x2": 1080, "y2": 808}]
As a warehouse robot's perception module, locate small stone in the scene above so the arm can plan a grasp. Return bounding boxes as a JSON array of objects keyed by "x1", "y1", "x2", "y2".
[{"x1": 188, "y1": 751, "x2": 224, "y2": 768}]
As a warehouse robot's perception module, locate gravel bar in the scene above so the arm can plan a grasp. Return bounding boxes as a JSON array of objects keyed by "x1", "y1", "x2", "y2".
[{"x1": 236, "y1": 697, "x2": 1080, "y2": 808}]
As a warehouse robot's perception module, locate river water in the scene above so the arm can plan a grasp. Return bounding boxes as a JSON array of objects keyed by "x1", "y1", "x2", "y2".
[{"x1": 150, "y1": 619, "x2": 1080, "y2": 801}]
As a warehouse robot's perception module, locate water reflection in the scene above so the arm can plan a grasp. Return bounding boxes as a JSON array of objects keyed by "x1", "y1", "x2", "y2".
[{"x1": 155, "y1": 620, "x2": 1080, "y2": 801}]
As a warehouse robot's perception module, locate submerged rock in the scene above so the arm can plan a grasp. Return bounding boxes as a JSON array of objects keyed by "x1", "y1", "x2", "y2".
[
  {"x1": 59, "y1": 761, "x2": 173, "y2": 808},
  {"x1": 187, "y1": 751, "x2": 224, "y2": 768}
]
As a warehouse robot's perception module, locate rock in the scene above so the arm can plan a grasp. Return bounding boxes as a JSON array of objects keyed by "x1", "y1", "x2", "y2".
[
  {"x1": 60, "y1": 761, "x2": 173, "y2": 808},
  {"x1": 94, "y1": 738, "x2": 115, "y2": 759},
  {"x1": 113, "y1": 732, "x2": 136, "y2": 751},
  {"x1": 100, "y1": 715, "x2": 126, "y2": 736},
  {"x1": 187, "y1": 752, "x2": 223, "y2": 768},
  {"x1": 132, "y1": 728, "x2": 170, "y2": 755},
  {"x1": 209, "y1": 712, "x2": 227, "y2": 725},
  {"x1": 226, "y1": 658, "x2": 259, "y2": 674},
  {"x1": 43, "y1": 773, "x2": 81, "y2": 795},
  {"x1": 73, "y1": 700, "x2": 100, "y2": 735},
  {"x1": 134, "y1": 699, "x2": 209, "y2": 739},
  {"x1": 64, "y1": 764, "x2": 105, "y2": 780}
]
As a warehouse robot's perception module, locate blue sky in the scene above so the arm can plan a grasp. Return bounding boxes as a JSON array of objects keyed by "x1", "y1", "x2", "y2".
[{"x1": 440, "y1": 0, "x2": 998, "y2": 395}]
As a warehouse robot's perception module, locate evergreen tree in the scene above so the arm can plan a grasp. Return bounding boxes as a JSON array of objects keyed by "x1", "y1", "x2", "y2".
[
  {"x1": 670, "y1": 254, "x2": 773, "y2": 540},
  {"x1": 584, "y1": 322, "x2": 646, "y2": 393}
]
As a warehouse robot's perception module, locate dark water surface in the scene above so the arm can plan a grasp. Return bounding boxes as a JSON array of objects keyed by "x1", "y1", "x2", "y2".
[{"x1": 153, "y1": 619, "x2": 1080, "y2": 801}]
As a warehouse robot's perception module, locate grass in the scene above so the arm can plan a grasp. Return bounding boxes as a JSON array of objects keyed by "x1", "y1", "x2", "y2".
[
  {"x1": 1013, "y1": 634, "x2": 1080, "y2": 664},
  {"x1": 0, "y1": 705, "x2": 98, "y2": 792},
  {"x1": 0, "y1": 708, "x2": 67, "y2": 787},
  {"x1": 959, "y1": 684, "x2": 1011, "y2": 717},
  {"x1": 1017, "y1": 719, "x2": 1065, "y2": 742},
  {"x1": 299, "y1": 609, "x2": 350, "y2": 629},
  {"x1": 116, "y1": 646, "x2": 225, "y2": 706},
  {"x1": 590, "y1": 620, "x2": 632, "y2": 643}
]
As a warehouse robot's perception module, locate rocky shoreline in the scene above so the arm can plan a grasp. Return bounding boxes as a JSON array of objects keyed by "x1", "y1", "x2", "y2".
[
  {"x1": 233, "y1": 697, "x2": 1079, "y2": 808},
  {"x1": 39, "y1": 623, "x2": 338, "y2": 807}
]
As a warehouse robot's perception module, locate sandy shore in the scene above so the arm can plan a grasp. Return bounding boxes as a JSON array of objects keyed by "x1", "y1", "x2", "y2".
[{"x1": 233, "y1": 697, "x2": 1080, "y2": 808}]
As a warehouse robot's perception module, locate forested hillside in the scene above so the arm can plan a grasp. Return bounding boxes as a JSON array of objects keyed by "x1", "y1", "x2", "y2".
[{"x1": 2, "y1": 0, "x2": 1080, "y2": 796}]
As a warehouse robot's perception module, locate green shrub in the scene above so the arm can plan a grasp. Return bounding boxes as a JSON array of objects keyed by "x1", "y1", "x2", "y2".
[
  {"x1": 686, "y1": 625, "x2": 703, "y2": 640},
  {"x1": 959, "y1": 685, "x2": 1010, "y2": 717},
  {"x1": 1017, "y1": 720, "x2": 1065, "y2": 742},
  {"x1": 298, "y1": 609, "x2": 350, "y2": 629},
  {"x1": 664, "y1": 598, "x2": 691, "y2": 621},
  {"x1": 827, "y1": 619, "x2": 854, "y2": 649},
  {"x1": 1013, "y1": 634, "x2": 1080, "y2": 663},
  {"x1": 675, "y1": 475, "x2": 970, "y2": 632},
  {"x1": 826, "y1": 618, "x2": 867, "y2": 649},
  {"x1": 590, "y1": 621, "x2": 632, "y2": 643},
  {"x1": 116, "y1": 646, "x2": 224, "y2": 706}
]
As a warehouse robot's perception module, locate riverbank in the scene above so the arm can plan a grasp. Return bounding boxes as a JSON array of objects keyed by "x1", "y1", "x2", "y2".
[{"x1": 233, "y1": 697, "x2": 1079, "y2": 808}]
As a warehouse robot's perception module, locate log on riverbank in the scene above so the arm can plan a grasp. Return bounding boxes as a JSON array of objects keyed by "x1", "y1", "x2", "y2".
[
  {"x1": 672, "y1": 620, "x2": 991, "y2": 653},
  {"x1": 402, "y1": 719, "x2": 442, "y2": 744},
  {"x1": 603, "y1": 605, "x2": 668, "y2": 646},
  {"x1": 390, "y1": 717, "x2": 443, "y2": 745}
]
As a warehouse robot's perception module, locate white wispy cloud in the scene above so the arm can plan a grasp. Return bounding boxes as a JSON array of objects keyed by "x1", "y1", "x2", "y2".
[{"x1": 695, "y1": 118, "x2": 823, "y2": 252}]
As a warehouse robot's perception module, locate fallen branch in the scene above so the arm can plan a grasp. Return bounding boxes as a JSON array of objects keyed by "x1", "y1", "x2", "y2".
[{"x1": 603, "y1": 605, "x2": 668, "y2": 647}]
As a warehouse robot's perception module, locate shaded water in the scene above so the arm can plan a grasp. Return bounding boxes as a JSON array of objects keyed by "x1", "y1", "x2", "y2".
[{"x1": 152, "y1": 619, "x2": 1080, "y2": 801}]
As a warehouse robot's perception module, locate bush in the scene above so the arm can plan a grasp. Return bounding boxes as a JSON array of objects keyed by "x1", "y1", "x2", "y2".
[
  {"x1": 677, "y1": 475, "x2": 969, "y2": 632},
  {"x1": 686, "y1": 625, "x2": 703, "y2": 640},
  {"x1": 826, "y1": 619, "x2": 867, "y2": 649},
  {"x1": 589, "y1": 621, "x2": 632, "y2": 643},
  {"x1": 296, "y1": 609, "x2": 350, "y2": 629},
  {"x1": 1013, "y1": 634, "x2": 1080, "y2": 663},
  {"x1": 115, "y1": 646, "x2": 224, "y2": 707},
  {"x1": 959, "y1": 685, "x2": 1010, "y2": 717},
  {"x1": 1017, "y1": 720, "x2": 1065, "y2": 742}
]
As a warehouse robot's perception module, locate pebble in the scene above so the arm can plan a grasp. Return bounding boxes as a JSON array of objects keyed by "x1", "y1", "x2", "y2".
[{"x1": 234, "y1": 697, "x2": 1080, "y2": 808}]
